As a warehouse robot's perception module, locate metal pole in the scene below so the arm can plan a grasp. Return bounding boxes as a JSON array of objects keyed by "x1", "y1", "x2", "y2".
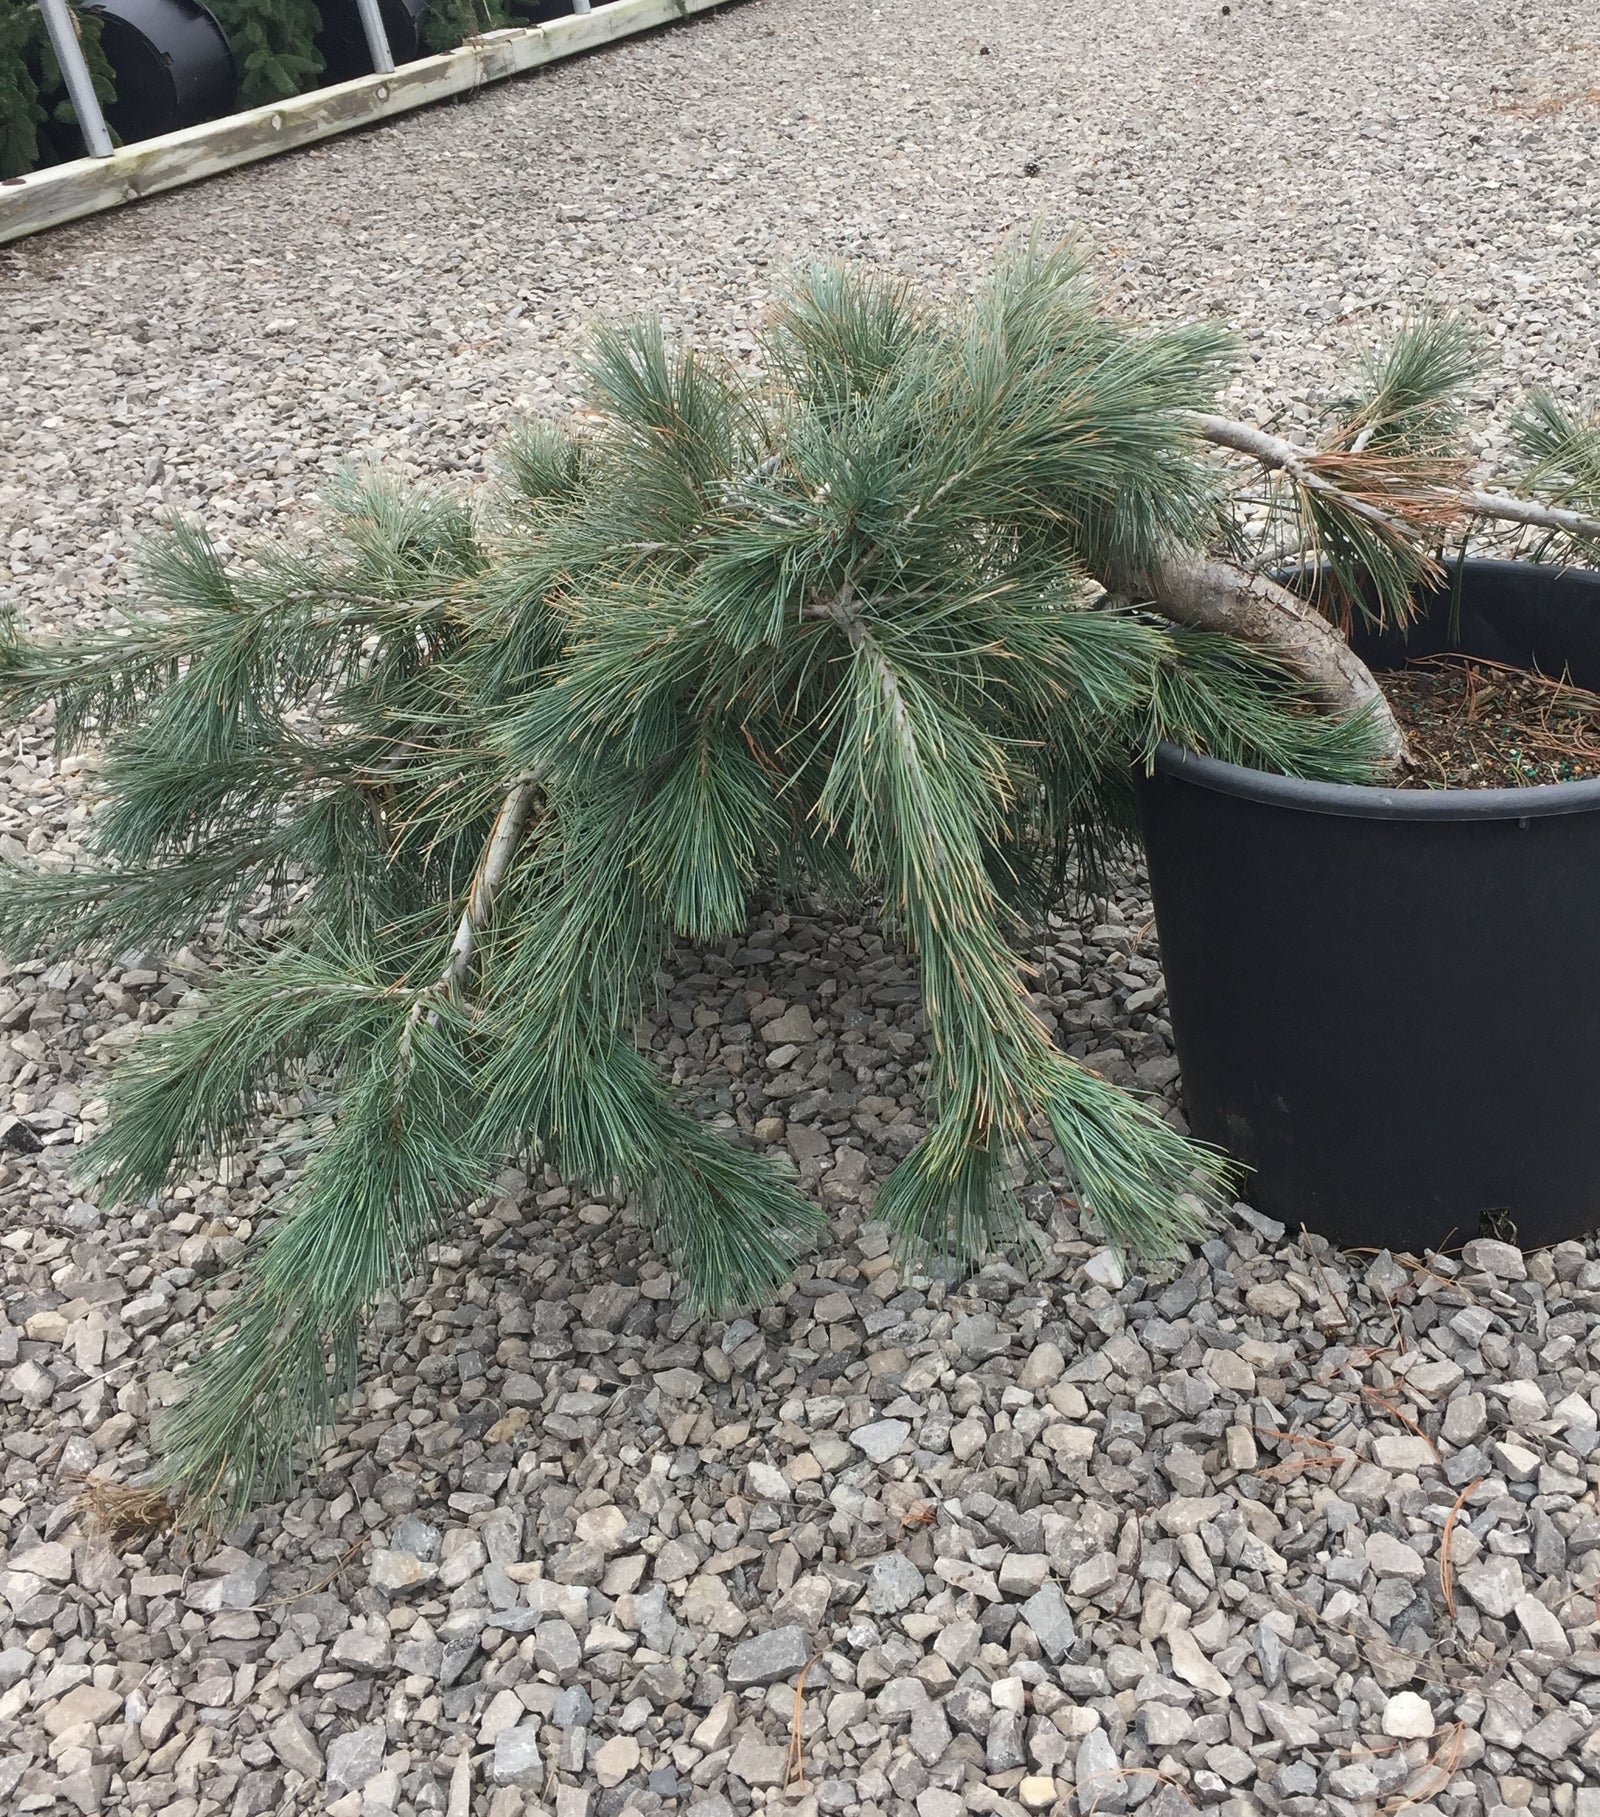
[
  {"x1": 572, "y1": 0, "x2": 592, "y2": 13},
  {"x1": 35, "y1": 0, "x2": 114, "y2": 159},
  {"x1": 352, "y1": 0, "x2": 395, "y2": 74}
]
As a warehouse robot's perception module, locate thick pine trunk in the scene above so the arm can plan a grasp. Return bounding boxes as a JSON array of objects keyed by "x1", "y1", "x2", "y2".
[{"x1": 1130, "y1": 553, "x2": 1412, "y2": 769}]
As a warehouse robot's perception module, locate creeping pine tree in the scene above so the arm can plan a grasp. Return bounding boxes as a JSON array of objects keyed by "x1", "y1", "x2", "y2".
[{"x1": 3, "y1": 241, "x2": 1598, "y2": 1520}]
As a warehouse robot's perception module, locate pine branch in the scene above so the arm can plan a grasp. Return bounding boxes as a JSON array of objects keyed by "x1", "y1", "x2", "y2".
[
  {"x1": 0, "y1": 850, "x2": 275, "y2": 959},
  {"x1": 634, "y1": 727, "x2": 788, "y2": 942},
  {"x1": 1192, "y1": 411, "x2": 1600, "y2": 542},
  {"x1": 1335, "y1": 316, "x2": 1478, "y2": 458},
  {"x1": 1139, "y1": 627, "x2": 1392, "y2": 783},
  {"x1": 814, "y1": 591, "x2": 1228, "y2": 1262},
  {"x1": 1186, "y1": 413, "x2": 1446, "y2": 539},
  {"x1": 1, "y1": 484, "x2": 483, "y2": 772},
  {"x1": 82, "y1": 943, "x2": 413, "y2": 1203},
  {"x1": 152, "y1": 1008, "x2": 487, "y2": 1523},
  {"x1": 1186, "y1": 409, "x2": 1466, "y2": 634},
  {"x1": 474, "y1": 788, "x2": 822, "y2": 1312},
  {"x1": 398, "y1": 768, "x2": 542, "y2": 1060},
  {"x1": 1511, "y1": 389, "x2": 1600, "y2": 517}
]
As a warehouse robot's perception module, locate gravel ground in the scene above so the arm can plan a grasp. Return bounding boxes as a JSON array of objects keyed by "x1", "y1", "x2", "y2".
[{"x1": 4, "y1": 3, "x2": 1600, "y2": 1817}]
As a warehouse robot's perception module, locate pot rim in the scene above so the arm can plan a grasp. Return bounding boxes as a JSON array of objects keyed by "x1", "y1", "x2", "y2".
[
  {"x1": 1160, "y1": 554, "x2": 1600, "y2": 821},
  {"x1": 1151, "y1": 741, "x2": 1600, "y2": 823}
]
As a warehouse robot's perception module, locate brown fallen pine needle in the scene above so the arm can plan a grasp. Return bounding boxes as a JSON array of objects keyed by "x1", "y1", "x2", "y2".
[
  {"x1": 251, "y1": 1539, "x2": 366, "y2": 1612},
  {"x1": 1381, "y1": 1720, "x2": 1466, "y2": 1814},
  {"x1": 1439, "y1": 1478, "x2": 1482, "y2": 1621},
  {"x1": 1380, "y1": 1285, "x2": 1408, "y2": 1355},
  {"x1": 783, "y1": 1649, "x2": 827, "y2": 1790},
  {"x1": 1314, "y1": 1342, "x2": 1396, "y2": 1386},
  {"x1": 75, "y1": 1478, "x2": 175, "y2": 1548},
  {"x1": 1255, "y1": 1424, "x2": 1338, "y2": 1451},
  {"x1": 1080, "y1": 1765, "x2": 1173, "y2": 1815},
  {"x1": 1252, "y1": 1425, "x2": 1349, "y2": 1481},
  {"x1": 1361, "y1": 1386, "x2": 1442, "y2": 1462},
  {"x1": 1299, "y1": 1227, "x2": 1351, "y2": 1324}
]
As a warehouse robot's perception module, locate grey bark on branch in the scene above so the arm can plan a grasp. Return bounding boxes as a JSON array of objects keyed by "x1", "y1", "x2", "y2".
[
  {"x1": 1454, "y1": 488, "x2": 1600, "y2": 542},
  {"x1": 1183, "y1": 412, "x2": 1421, "y2": 538},
  {"x1": 1186, "y1": 411, "x2": 1600, "y2": 542},
  {"x1": 398, "y1": 769, "x2": 542, "y2": 1060}
]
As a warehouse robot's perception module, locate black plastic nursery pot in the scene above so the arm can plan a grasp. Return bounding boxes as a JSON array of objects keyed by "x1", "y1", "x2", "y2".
[
  {"x1": 82, "y1": 0, "x2": 237, "y2": 143},
  {"x1": 1138, "y1": 557, "x2": 1600, "y2": 1256},
  {"x1": 317, "y1": 0, "x2": 430, "y2": 84},
  {"x1": 506, "y1": 0, "x2": 623, "y2": 21}
]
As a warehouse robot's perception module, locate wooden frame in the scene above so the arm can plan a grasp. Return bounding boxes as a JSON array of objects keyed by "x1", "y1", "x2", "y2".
[{"x1": 0, "y1": 0, "x2": 724, "y2": 245}]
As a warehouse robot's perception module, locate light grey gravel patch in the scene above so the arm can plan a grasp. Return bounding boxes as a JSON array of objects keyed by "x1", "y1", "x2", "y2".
[
  {"x1": 491, "y1": 1725, "x2": 545, "y2": 1789},
  {"x1": 866, "y1": 1550, "x2": 925, "y2": 1614},
  {"x1": 1145, "y1": 1788, "x2": 1202, "y2": 1817},
  {"x1": 849, "y1": 1415, "x2": 911, "y2": 1461},
  {"x1": 952, "y1": 1311, "x2": 1012, "y2": 1360},
  {"x1": 1021, "y1": 1583, "x2": 1076, "y2": 1661},
  {"x1": 686, "y1": 1798, "x2": 736, "y2": 1817},
  {"x1": 4, "y1": 4, "x2": 1600, "y2": 1814},
  {"x1": 986, "y1": 1703, "x2": 1026, "y2": 1772},
  {"x1": 367, "y1": 1546, "x2": 434, "y2": 1592},
  {"x1": 186, "y1": 1556, "x2": 268, "y2": 1611},
  {"x1": 908, "y1": 1696, "x2": 952, "y2": 1766},
  {"x1": 324, "y1": 1722, "x2": 386, "y2": 1794},
  {"x1": 1075, "y1": 1726, "x2": 1126, "y2": 1811},
  {"x1": 724, "y1": 1624, "x2": 811, "y2": 1687},
  {"x1": 1461, "y1": 1235, "x2": 1528, "y2": 1279},
  {"x1": 268, "y1": 1711, "x2": 323, "y2": 1779},
  {"x1": 1381, "y1": 1690, "x2": 1435, "y2": 1739}
]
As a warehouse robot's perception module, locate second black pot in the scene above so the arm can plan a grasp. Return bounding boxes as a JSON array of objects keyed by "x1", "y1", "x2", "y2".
[
  {"x1": 1138, "y1": 558, "x2": 1600, "y2": 1255},
  {"x1": 317, "y1": 0, "x2": 431, "y2": 84},
  {"x1": 81, "y1": 0, "x2": 237, "y2": 143},
  {"x1": 505, "y1": 0, "x2": 624, "y2": 18}
]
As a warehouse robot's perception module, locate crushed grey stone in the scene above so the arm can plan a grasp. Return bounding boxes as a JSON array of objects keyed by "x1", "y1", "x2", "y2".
[{"x1": 3, "y1": 7, "x2": 1600, "y2": 1817}]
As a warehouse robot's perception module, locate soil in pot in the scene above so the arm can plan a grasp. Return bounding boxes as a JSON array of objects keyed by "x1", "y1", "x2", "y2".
[{"x1": 1382, "y1": 654, "x2": 1600, "y2": 788}]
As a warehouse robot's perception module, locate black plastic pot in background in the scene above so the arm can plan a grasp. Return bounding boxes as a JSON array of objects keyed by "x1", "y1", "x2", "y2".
[
  {"x1": 317, "y1": 0, "x2": 430, "y2": 84},
  {"x1": 80, "y1": 0, "x2": 237, "y2": 143},
  {"x1": 1138, "y1": 558, "x2": 1600, "y2": 1255},
  {"x1": 505, "y1": 0, "x2": 622, "y2": 21}
]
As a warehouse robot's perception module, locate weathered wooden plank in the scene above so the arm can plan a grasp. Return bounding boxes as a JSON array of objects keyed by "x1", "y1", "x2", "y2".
[{"x1": 0, "y1": 0, "x2": 717, "y2": 245}]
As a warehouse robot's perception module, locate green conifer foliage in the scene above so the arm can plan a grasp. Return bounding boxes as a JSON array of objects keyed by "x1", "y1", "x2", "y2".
[
  {"x1": 206, "y1": 0, "x2": 325, "y2": 108},
  {"x1": 0, "y1": 242, "x2": 1394, "y2": 1520},
  {"x1": 422, "y1": 0, "x2": 507, "y2": 55},
  {"x1": 0, "y1": 0, "x2": 116, "y2": 179},
  {"x1": 206, "y1": 0, "x2": 512, "y2": 110}
]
